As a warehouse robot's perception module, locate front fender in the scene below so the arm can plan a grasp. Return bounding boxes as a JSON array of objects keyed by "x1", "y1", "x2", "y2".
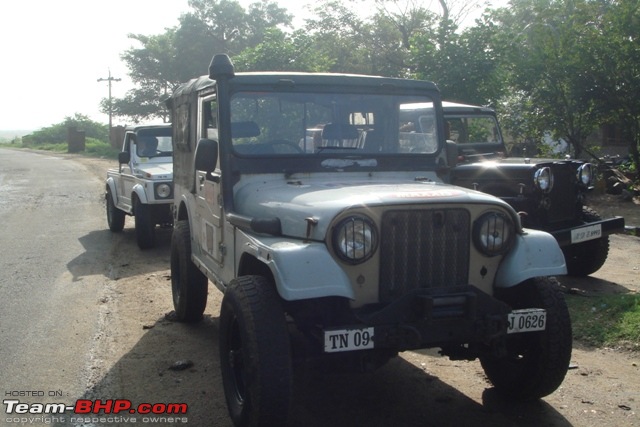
[
  {"x1": 132, "y1": 183, "x2": 149, "y2": 204},
  {"x1": 240, "y1": 235, "x2": 355, "y2": 301},
  {"x1": 105, "y1": 177, "x2": 118, "y2": 200},
  {"x1": 495, "y1": 229, "x2": 567, "y2": 288}
]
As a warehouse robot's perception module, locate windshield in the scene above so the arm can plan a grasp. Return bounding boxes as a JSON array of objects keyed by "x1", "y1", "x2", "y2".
[
  {"x1": 230, "y1": 92, "x2": 440, "y2": 157},
  {"x1": 444, "y1": 115, "x2": 502, "y2": 145},
  {"x1": 136, "y1": 128, "x2": 173, "y2": 158}
]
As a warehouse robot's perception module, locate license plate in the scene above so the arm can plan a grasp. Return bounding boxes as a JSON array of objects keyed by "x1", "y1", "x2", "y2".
[
  {"x1": 324, "y1": 327, "x2": 374, "y2": 353},
  {"x1": 508, "y1": 309, "x2": 546, "y2": 334},
  {"x1": 571, "y1": 224, "x2": 602, "y2": 244}
]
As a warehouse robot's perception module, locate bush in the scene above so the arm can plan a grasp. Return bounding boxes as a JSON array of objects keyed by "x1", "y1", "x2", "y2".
[{"x1": 22, "y1": 114, "x2": 108, "y2": 146}]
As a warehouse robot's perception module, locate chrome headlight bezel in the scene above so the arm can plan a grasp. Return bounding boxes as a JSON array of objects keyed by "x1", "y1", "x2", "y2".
[
  {"x1": 577, "y1": 163, "x2": 593, "y2": 186},
  {"x1": 154, "y1": 182, "x2": 173, "y2": 199},
  {"x1": 332, "y1": 215, "x2": 378, "y2": 264},
  {"x1": 473, "y1": 211, "x2": 514, "y2": 257},
  {"x1": 534, "y1": 167, "x2": 554, "y2": 192}
]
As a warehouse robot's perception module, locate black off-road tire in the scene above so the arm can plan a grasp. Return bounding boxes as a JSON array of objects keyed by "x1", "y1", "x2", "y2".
[
  {"x1": 134, "y1": 197, "x2": 156, "y2": 249},
  {"x1": 219, "y1": 275, "x2": 293, "y2": 427},
  {"x1": 170, "y1": 220, "x2": 208, "y2": 322},
  {"x1": 106, "y1": 188, "x2": 125, "y2": 232},
  {"x1": 480, "y1": 277, "x2": 572, "y2": 401},
  {"x1": 563, "y1": 206, "x2": 609, "y2": 276}
]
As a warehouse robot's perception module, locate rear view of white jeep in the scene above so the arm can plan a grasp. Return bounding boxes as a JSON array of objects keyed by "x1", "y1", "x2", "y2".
[{"x1": 167, "y1": 54, "x2": 572, "y2": 427}]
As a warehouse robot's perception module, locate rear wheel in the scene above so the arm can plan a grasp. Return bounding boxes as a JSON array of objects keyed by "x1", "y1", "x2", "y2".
[
  {"x1": 563, "y1": 207, "x2": 609, "y2": 276},
  {"x1": 171, "y1": 220, "x2": 208, "y2": 322},
  {"x1": 134, "y1": 197, "x2": 155, "y2": 249},
  {"x1": 106, "y1": 188, "x2": 125, "y2": 232},
  {"x1": 480, "y1": 277, "x2": 572, "y2": 401},
  {"x1": 219, "y1": 275, "x2": 292, "y2": 427}
]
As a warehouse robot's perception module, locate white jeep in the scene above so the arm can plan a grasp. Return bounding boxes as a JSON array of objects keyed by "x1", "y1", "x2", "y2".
[
  {"x1": 167, "y1": 54, "x2": 572, "y2": 427},
  {"x1": 105, "y1": 124, "x2": 173, "y2": 249}
]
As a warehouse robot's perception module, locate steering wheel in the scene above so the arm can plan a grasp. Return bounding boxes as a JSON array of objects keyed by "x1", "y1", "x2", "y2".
[{"x1": 265, "y1": 139, "x2": 303, "y2": 154}]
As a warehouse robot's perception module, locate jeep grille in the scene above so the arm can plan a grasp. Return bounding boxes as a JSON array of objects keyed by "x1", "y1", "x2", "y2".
[
  {"x1": 545, "y1": 165, "x2": 577, "y2": 223},
  {"x1": 379, "y1": 209, "x2": 470, "y2": 303}
]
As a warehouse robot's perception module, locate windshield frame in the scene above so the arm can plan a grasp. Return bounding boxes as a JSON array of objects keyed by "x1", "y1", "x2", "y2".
[{"x1": 223, "y1": 86, "x2": 445, "y2": 175}]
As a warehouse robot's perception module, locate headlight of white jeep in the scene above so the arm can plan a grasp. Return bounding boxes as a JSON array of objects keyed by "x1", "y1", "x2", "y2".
[
  {"x1": 577, "y1": 163, "x2": 593, "y2": 186},
  {"x1": 473, "y1": 212, "x2": 514, "y2": 256},
  {"x1": 534, "y1": 167, "x2": 554, "y2": 192},
  {"x1": 155, "y1": 183, "x2": 172, "y2": 199},
  {"x1": 333, "y1": 215, "x2": 378, "y2": 264}
]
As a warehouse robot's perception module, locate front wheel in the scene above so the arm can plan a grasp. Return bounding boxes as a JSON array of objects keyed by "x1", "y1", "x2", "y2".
[
  {"x1": 480, "y1": 277, "x2": 572, "y2": 401},
  {"x1": 219, "y1": 275, "x2": 293, "y2": 427},
  {"x1": 106, "y1": 188, "x2": 125, "y2": 232},
  {"x1": 563, "y1": 206, "x2": 610, "y2": 276},
  {"x1": 134, "y1": 198, "x2": 155, "y2": 249},
  {"x1": 171, "y1": 220, "x2": 208, "y2": 322}
]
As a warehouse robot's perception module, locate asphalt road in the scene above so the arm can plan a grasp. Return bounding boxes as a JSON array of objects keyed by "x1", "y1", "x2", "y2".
[{"x1": 0, "y1": 149, "x2": 110, "y2": 416}]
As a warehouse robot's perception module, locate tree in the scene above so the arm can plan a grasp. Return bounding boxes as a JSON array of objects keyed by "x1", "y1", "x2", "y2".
[
  {"x1": 489, "y1": 0, "x2": 605, "y2": 158},
  {"x1": 587, "y1": 0, "x2": 640, "y2": 175},
  {"x1": 412, "y1": 13, "x2": 506, "y2": 105},
  {"x1": 233, "y1": 28, "x2": 333, "y2": 72},
  {"x1": 105, "y1": 31, "x2": 181, "y2": 123},
  {"x1": 303, "y1": 0, "x2": 375, "y2": 74},
  {"x1": 105, "y1": 0, "x2": 291, "y2": 123}
]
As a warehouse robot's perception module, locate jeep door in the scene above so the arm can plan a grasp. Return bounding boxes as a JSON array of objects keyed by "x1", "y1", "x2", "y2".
[
  {"x1": 194, "y1": 96, "x2": 225, "y2": 265},
  {"x1": 119, "y1": 133, "x2": 135, "y2": 209}
]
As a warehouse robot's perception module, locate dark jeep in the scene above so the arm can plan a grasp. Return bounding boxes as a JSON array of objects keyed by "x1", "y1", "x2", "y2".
[{"x1": 409, "y1": 102, "x2": 624, "y2": 276}]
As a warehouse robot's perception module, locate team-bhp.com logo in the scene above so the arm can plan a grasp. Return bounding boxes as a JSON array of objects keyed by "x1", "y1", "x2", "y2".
[{"x1": 4, "y1": 399, "x2": 188, "y2": 422}]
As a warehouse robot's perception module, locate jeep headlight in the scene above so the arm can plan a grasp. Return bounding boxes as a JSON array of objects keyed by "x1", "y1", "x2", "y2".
[
  {"x1": 534, "y1": 167, "x2": 554, "y2": 192},
  {"x1": 473, "y1": 212, "x2": 514, "y2": 256},
  {"x1": 155, "y1": 183, "x2": 173, "y2": 199},
  {"x1": 333, "y1": 215, "x2": 378, "y2": 264},
  {"x1": 577, "y1": 163, "x2": 593, "y2": 186}
]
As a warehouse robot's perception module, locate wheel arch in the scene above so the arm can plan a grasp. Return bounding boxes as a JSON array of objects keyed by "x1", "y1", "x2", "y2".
[
  {"x1": 495, "y1": 229, "x2": 567, "y2": 288},
  {"x1": 237, "y1": 234, "x2": 355, "y2": 301},
  {"x1": 132, "y1": 183, "x2": 149, "y2": 205},
  {"x1": 105, "y1": 177, "x2": 118, "y2": 200},
  {"x1": 238, "y1": 252, "x2": 276, "y2": 286}
]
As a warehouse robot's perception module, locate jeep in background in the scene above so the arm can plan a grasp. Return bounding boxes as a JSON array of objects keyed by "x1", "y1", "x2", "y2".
[
  {"x1": 403, "y1": 102, "x2": 624, "y2": 276},
  {"x1": 167, "y1": 54, "x2": 572, "y2": 427},
  {"x1": 105, "y1": 124, "x2": 173, "y2": 249}
]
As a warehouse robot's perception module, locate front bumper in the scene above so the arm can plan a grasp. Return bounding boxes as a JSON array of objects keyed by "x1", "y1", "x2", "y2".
[
  {"x1": 332, "y1": 286, "x2": 512, "y2": 352},
  {"x1": 551, "y1": 216, "x2": 625, "y2": 247}
]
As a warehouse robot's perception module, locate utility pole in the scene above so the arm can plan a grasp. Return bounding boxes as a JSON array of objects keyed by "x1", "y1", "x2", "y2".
[{"x1": 97, "y1": 69, "x2": 121, "y2": 130}]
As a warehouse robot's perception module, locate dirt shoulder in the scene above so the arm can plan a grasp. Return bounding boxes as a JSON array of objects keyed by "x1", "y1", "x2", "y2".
[{"x1": 67, "y1": 153, "x2": 638, "y2": 427}]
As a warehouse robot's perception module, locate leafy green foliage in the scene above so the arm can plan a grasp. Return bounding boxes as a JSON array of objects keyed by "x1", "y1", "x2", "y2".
[
  {"x1": 233, "y1": 28, "x2": 333, "y2": 72},
  {"x1": 95, "y1": 0, "x2": 640, "y2": 166},
  {"x1": 109, "y1": 0, "x2": 292, "y2": 122},
  {"x1": 21, "y1": 114, "x2": 108, "y2": 146},
  {"x1": 566, "y1": 292, "x2": 640, "y2": 350}
]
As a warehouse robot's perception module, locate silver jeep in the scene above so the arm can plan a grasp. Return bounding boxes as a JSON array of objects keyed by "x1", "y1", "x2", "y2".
[{"x1": 167, "y1": 54, "x2": 572, "y2": 427}]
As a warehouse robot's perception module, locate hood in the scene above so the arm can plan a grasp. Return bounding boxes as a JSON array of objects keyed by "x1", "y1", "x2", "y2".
[
  {"x1": 133, "y1": 162, "x2": 173, "y2": 180},
  {"x1": 234, "y1": 175, "x2": 512, "y2": 240}
]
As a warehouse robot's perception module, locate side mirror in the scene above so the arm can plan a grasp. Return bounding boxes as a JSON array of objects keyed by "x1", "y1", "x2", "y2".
[
  {"x1": 118, "y1": 151, "x2": 130, "y2": 164},
  {"x1": 195, "y1": 138, "x2": 219, "y2": 178}
]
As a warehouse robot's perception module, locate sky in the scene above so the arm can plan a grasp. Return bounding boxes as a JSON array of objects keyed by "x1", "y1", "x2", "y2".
[{"x1": 0, "y1": 0, "x2": 493, "y2": 133}]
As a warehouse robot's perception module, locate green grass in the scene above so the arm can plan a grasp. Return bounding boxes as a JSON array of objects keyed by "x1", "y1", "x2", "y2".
[{"x1": 566, "y1": 292, "x2": 640, "y2": 350}]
